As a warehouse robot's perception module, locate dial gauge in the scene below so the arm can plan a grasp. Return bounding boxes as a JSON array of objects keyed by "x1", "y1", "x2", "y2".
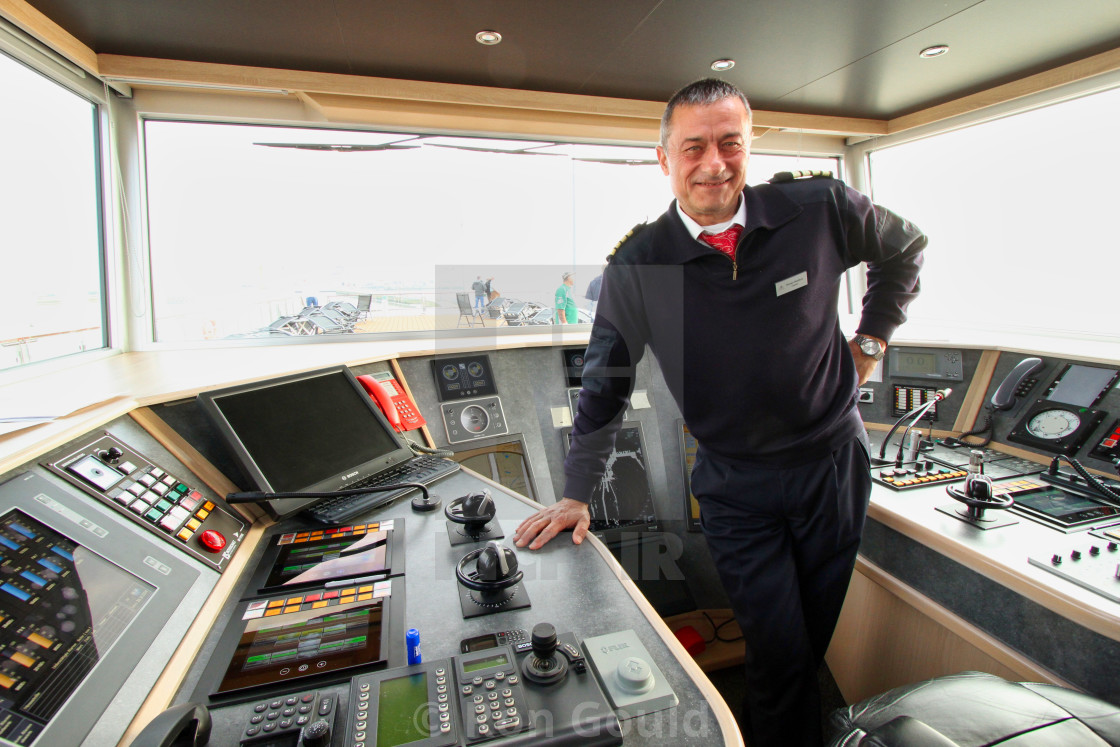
[
  {"x1": 1026, "y1": 408, "x2": 1081, "y2": 440},
  {"x1": 442, "y1": 365, "x2": 459, "y2": 380},
  {"x1": 460, "y1": 405, "x2": 489, "y2": 433},
  {"x1": 467, "y1": 362, "x2": 484, "y2": 378}
]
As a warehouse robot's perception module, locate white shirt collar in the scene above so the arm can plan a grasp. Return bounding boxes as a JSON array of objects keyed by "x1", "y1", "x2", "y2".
[{"x1": 676, "y1": 195, "x2": 747, "y2": 242}]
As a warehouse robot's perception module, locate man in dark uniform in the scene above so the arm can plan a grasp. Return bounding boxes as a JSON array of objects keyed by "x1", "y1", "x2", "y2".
[{"x1": 513, "y1": 78, "x2": 925, "y2": 746}]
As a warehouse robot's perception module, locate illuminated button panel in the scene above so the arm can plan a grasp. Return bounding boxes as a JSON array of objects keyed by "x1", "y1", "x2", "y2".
[
  {"x1": 242, "y1": 580, "x2": 391, "y2": 621},
  {"x1": 892, "y1": 386, "x2": 939, "y2": 419},
  {"x1": 45, "y1": 432, "x2": 247, "y2": 571},
  {"x1": 877, "y1": 464, "x2": 968, "y2": 489}
]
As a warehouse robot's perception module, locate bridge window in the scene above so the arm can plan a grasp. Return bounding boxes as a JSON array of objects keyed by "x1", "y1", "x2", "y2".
[
  {"x1": 868, "y1": 84, "x2": 1120, "y2": 341},
  {"x1": 1, "y1": 51, "x2": 104, "y2": 371},
  {"x1": 141, "y1": 120, "x2": 838, "y2": 342}
]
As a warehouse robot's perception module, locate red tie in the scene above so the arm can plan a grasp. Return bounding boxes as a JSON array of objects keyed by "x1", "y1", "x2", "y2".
[{"x1": 699, "y1": 225, "x2": 743, "y2": 258}]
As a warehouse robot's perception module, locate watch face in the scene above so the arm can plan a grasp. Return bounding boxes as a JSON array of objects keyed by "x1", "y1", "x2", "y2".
[{"x1": 859, "y1": 338, "x2": 882, "y2": 357}]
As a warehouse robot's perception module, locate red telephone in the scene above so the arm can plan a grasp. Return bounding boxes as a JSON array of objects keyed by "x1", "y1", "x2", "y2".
[{"x1": 357, "y1": 374, "x2": 426, "y2": 432}]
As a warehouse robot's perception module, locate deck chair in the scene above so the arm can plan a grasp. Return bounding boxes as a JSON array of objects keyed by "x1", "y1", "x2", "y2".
[{"x1": 456, "y1": 292, "x2": 485, "y2": 327}]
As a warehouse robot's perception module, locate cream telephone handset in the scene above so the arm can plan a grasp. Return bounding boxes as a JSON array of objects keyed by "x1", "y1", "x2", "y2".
[{"x1": 357, "y1": 372, "x2": 426, "y2": 431}]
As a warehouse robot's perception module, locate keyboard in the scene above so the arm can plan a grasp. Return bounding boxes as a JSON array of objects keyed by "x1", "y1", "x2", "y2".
[{"x1": 304, "y1": 455, "x2": 460, "y2": 524}]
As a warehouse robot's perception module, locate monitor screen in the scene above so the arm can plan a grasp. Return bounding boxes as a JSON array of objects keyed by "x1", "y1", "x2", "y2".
[
  {"x1": 216, "y1": 588, "x2": 390, "y2": 694},
  {"x1": 451, "y1": 435, "x2": 537, "y2": 501},
  {"x1": 0, "y1": 510, "x2": 155, "y2": 744},
  {"x1": 1047, "y1": 364, "x2": 1118, "y2": 408},
  {"x1": 677, "y1": 420, "x2": 701, "y2": 531},
  {"x1": 562, "y1": 424, "x2": 659, "y2": 537},
  {"x1": 196, "y1": 367, "x2": 412, "y2": 499}
]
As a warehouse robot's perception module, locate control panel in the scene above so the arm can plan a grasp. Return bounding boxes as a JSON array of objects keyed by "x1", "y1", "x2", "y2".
[
  {"x1": 0, "y1": 472, "x2": 212, "y2": 747},
  {"x1": 43, "y1": 432, "x2": 247, "y2": 570},
  {"x1": 441, "y1": 397, "x2": 509, "y2": 444},
  {"x1": 340, "y1": 626, "x2": 621, "y2": 747}
]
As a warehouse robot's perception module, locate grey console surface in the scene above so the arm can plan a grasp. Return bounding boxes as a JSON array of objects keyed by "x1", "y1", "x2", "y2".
[{"x1": 178, "y1": 468, "x2": 736, "y2": 746}]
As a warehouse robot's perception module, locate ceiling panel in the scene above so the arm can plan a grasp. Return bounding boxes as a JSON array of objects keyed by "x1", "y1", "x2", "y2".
[{"x1": 17, "y1": 0, "x2": 1120, "y2": 119}]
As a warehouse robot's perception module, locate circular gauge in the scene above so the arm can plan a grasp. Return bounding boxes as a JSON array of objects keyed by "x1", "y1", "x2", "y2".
[
  {"x1": 460, "y1": 405, "x2": 489, "y2": 433},
  {"x1": 441, "y1": 365, "x2": 459, "y2": 381},
  {"x1": 467, "y1": 362, "x2": 484, "y2": 378},
  {"x1": 1026, "y1": 408, "x2": 1081, "y2": 440},
  {"x1": 572, "y1": 354, "x2": 585, "y2": 367}
]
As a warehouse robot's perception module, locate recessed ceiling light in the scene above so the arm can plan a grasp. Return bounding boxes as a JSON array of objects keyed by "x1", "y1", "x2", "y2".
[
  {"x1": 710, "y1": 59, "x2": 736, "y2": 72},
  {"x1": 476, "y1": 30, "x2": 502, "y2": 45},
  {"x1": 919, "y1": 44, "x2": 949, "y2": 59}
]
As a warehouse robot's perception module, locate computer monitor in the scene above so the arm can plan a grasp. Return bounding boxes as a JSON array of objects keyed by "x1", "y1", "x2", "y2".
[
  {"x1": 451, "y1": 434, "x2": 538, "y2": 502},
  {"x1": 561, "y1": 423, "x2": 659, "y2": 542},
  {"x1": 677, "y1": 420, "x2": 702, "y2": 532},
  {"x1": 196, "y1": 366, "x2": 415, "y2": 517}
]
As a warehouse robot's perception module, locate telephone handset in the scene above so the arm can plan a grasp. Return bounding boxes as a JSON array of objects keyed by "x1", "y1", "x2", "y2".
[
  {"x1": 357, "y1": 374, "x2": 426, "y2": 432},
  {"x1": 991, "y1": 357, "x2": 1043, "y2": 411}
]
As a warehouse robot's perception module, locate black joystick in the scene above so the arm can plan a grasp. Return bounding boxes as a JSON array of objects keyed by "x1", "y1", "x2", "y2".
[
  {"x1": 98, "y1": 446, "x2": 124, "y2": 464},
  {"x1": 300, "y1": 720, "x2": 331, "y2": 747},
  {"x1": 521, "y1": 622, "x2": 567, "y2": 685},
  {"x1": 456, "y1": 541, "x2": 523, "y2": 604},
  {"x1": 454, "y1": 541, "x2": 532, "y2": 618},
  {"x1": 946, "y1": 473, "x2": 1013, "y2": 522},
  {"x1": 445, "y1": 489, "x2": 503, "y2": 545}
]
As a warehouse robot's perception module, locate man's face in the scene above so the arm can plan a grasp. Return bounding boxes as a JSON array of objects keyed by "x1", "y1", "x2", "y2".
[{"x1": 656, "y1": 98, "x2": 751, "y2": 226}]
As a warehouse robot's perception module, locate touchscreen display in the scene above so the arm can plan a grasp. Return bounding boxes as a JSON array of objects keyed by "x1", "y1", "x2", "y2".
[
  {"x1": 0, "y1": 511, "x2": 154, "y2": 745},
  {"x1": 376, "y1": 672, "x2": 430, "y2": 747},
  {"x1": 216, "y1": 589, "x2": 389, "y2": 694},
  {"x1": 1013, "y1": 487, "x2": 1120, "y2": 525},
  {"x1": 265, "y1": 527, "x2": 390, "y2": 589}
]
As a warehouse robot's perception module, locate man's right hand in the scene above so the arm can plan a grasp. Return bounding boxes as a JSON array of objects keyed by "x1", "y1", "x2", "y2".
[{"x1": 513, "y1": 498, "x2": 591, "y2": 550}]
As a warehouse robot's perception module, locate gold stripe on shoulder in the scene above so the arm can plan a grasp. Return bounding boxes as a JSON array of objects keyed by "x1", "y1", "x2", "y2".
[{"x1": 608, "y1": 222, "x2": 648, "y2": 260}]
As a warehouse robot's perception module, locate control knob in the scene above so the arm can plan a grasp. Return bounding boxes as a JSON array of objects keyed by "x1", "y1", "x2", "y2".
[{"x1": 300, "y1": 719, "x2": 331, "y2": 747}]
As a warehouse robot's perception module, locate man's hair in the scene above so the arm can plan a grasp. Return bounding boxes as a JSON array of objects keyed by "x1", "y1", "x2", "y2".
[{"x1": 660, "y1": 78, "x2": 752, "y2": 145}]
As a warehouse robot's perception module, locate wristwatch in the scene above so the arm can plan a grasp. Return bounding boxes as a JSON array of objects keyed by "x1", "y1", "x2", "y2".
[{"x1": 853, "y1": 335, "x2": 885, "y2": 361}]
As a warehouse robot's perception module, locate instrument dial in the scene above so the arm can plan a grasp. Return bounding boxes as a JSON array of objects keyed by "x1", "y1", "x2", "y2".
[
  {"x1": 442, "y1": 364, "x2": 459, "y2": 381},
  {"x1": 467, "y1": 361, "x2": 484, "y2": 378},
  {"x1": 1026, "y1": 408, "x2": 1081, "y2": 440},
  {"x1": 460, "y1": 405, "x2": 489, "y2": 433}
]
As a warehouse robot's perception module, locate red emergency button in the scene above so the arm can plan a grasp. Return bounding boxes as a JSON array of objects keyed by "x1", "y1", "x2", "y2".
[{"x1": 199, "y1": 530, "x2": 226, "y2": 553}]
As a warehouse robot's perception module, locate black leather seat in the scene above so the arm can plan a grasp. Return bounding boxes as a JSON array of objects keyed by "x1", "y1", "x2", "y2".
[{"x1": 828, "y1": 671, "x2": 1120, "y2": 746}]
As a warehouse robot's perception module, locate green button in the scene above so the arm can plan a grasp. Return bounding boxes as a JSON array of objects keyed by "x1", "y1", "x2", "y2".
[
  {"x1": 145, "y1": 508, "x2": 162, "y2": 522},
  {"x1": 156, "y1": 500, "x2": 174, "y2": 512}
]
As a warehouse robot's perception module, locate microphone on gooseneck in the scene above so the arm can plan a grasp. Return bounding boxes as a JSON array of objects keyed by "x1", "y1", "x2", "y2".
[{"x1": 875, "y1": 388, "x2": 952, "y2": 467}]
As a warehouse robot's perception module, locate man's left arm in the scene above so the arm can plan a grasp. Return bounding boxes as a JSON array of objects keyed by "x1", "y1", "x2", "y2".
[{"x1": 842, "y1": 187, "x2": 927, "y2": 382}]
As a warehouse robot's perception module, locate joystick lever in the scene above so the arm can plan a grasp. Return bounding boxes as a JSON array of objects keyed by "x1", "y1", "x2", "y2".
[
  {"x1": 445, "y1": 490, "x2": 502, "y2": 545},
  {"x1": 946, "y1": 450, "x2": 1013, "y2": 522},
  {"x1": 522, "y1": 622, "x2": 567, "y2": 685}
]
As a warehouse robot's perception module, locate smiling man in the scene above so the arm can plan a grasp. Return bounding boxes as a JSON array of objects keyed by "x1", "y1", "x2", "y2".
[{"x1": 513, "y1": 78, "x2": 926, "y2": 746}]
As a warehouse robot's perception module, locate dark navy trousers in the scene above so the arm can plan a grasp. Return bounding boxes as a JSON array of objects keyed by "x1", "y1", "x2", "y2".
[{"x1": 691, "y1": 435, "x2": 871, "y2": 747}]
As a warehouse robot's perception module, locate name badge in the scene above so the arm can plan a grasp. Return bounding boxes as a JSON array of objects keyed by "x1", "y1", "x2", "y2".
[{"x1": 775, "y1": 271, "x2": 808, "y2": 297}]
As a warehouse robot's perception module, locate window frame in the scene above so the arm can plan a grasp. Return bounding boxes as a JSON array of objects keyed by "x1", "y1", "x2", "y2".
[
  {"x1": 125, "y1": 91, "x2": 847, "y2": 349},
  {"x1": 845, "y1": 67, "x2": 1120, "y2": 344},
  {"x1": 0, "y1": 27, "x2": 117, "y2": 381}
]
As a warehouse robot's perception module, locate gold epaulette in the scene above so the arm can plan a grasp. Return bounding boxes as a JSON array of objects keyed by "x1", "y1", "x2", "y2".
[
  {"x1": 768, "y1": 169, "x2": 834, "y2": 183},
  {"x1": 607, "y1": 222, "x2": 648, "y2": 261}
]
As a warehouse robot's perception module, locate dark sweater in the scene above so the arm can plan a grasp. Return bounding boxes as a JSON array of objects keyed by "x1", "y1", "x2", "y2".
[{"x1": 563, "y1": 177, "x2": 926, "y2": 502}]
